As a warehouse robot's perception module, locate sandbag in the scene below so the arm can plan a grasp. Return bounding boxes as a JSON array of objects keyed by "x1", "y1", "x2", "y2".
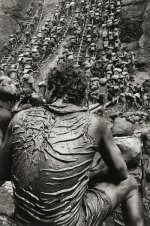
[
  {"x1": 112, "y1": 117, "x2": 134, "y2": 137},
  {"x1": 114, "y1": 137, "x2": 142, "y2": 167}
]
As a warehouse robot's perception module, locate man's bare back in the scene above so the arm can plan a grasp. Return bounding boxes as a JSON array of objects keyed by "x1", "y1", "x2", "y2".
[
  {"x1": 0, "y1": 60, "x2": 144, "y2": 226},
  {"x1": 0, "y1": 103, "x2": 143, "y2": 226}
]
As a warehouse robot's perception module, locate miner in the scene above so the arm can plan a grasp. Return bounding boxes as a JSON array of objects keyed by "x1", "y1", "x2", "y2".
[{"x1": 0, "y1": 64, "x2": 143, "y2": 226}]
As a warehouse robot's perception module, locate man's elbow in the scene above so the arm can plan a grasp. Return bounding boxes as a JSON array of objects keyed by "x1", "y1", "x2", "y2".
[
  {"x1": 119, "y1": 169, "x2": 128, "y2": 180},
  {"x1": 117, "y1": 166, "x2": 128, "y2": 181},
  {"x1": 114, "y1": 152, "x2": 129, "y2": 180}
]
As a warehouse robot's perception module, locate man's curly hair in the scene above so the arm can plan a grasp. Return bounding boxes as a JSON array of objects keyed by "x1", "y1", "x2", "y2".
[{"x1": 47, "y1": 64, "x2": 88, "y2": 105}]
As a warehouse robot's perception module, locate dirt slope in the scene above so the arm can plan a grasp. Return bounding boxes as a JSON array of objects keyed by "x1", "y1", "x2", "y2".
[
  {"x1": 121, "y1": 0, "x2": 150, "y2": 69},
  {"x1": 0, "y1": 0, "x2": 36, "y2": 51}
]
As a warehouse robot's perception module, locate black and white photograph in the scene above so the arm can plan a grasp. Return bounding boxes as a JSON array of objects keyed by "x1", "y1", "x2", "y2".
[{"x1": 0, "y1": 0, "x2": 149, "y2": 225}]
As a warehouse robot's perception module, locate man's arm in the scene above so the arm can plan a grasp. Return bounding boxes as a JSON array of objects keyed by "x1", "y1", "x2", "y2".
[
  {"x1": 100, "y1": 121, "x2": 128, "y2": 181},
  {"x1": 0, "y1": 122, "x2": 13, "y2": 185}
]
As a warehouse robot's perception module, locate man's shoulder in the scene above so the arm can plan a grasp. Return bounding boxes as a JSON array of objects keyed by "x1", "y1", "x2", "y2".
[
  {"x1": 90, "y1": 113, "x2": 107, "y2": 125},
  {"x1": 89, "y1": 113, "x2": 108, "y2": 134},
  {"x1": 11, "y1": 106, "x2": 50, "y2": 126}
]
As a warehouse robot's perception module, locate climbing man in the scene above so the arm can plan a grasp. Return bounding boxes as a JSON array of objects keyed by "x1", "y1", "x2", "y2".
[{"x1": 0, "y1": 64, "x2": 143, "y2": 226}]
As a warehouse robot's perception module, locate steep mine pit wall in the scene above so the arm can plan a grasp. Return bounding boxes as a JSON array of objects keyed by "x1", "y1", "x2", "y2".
[
  {"x1": 121, "y1": 0, "x2": 150, "y2": 70},
  {"x1": 1, "y1": 0, "x2": 32, "y2": 18},
  {"x1": 138, "y1": 0, "x2": 150, "y2": 66},
  {"x1": 0, "y1": 11, "x2": 19, "y2": 51},
  {"x1": 120, "y1": 0, "x2": 147, "y2": 44},
  {"x1": 0, "y1": 0, "x2": 38, "y2": 52},
  {"x1": 120, "y1": 0, "x2": 150, "y2": 91}
]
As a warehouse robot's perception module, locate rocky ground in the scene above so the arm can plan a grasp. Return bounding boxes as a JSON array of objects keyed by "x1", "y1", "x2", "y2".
[{"x1": 0, "y1": 0, "x2": 150, "y2": 226}]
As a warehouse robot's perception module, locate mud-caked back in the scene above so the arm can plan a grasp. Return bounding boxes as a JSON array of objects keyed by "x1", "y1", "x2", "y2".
[{"x1": 10, "y1": 106, "x2": 96, "y2": 225}]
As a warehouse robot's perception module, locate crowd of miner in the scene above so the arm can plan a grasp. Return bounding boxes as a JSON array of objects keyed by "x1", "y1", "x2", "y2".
[
  {"x1": 48, "y1": 0, "x2": 150, "y2": 113},
  {"x1": 64, "y1": 0, "x2": 150, "y2": 112},
  {"x1": 0, "y1": 0, "x2": 150, "y2": 170},
  {"x1": 0, "y1": 0, "x2": 149, "y2": 140},
  {"x1": 0, "y1": 0, "x2": 86, "y2": 108},
  {"x1": 0, "y1": 0, "x2": 150, "y2": 113}
]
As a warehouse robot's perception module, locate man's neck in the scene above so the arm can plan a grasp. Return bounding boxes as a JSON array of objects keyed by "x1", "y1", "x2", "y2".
[{"x1": 46, "y1": 99, "x2": 88, "y2": 114}]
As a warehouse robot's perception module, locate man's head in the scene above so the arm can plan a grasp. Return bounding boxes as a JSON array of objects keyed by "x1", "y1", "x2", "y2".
[{"x1": 46, "y1": 64, "x2": 88, "y2": 105}]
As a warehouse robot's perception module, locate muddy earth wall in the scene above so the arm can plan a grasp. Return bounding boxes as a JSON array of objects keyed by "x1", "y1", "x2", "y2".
[
  {"x1": 121, "y1": 0, "x2": 150, "y2": 68},
  {"x1": 0, "y1": 0, "x2": 34, "y2": 51}
]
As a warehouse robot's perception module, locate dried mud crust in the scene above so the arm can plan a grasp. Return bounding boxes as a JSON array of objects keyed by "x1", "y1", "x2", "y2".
[{"x1": 0, "y1": 184, "x2": 115, "y2": 226}]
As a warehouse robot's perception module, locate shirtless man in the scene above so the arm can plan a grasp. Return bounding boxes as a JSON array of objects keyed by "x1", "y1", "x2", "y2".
[{"x1": 0, "y1": 64, "x2": 143, "y2": 226}]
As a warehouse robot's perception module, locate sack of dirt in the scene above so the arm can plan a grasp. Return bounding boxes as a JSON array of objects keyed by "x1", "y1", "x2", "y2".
[
  {"x1": 112, "y1": 117, "x2": 134, "y2": 137},
  {"x1": 114, "y1": 137, "x2": 142, "y2": 167}
]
